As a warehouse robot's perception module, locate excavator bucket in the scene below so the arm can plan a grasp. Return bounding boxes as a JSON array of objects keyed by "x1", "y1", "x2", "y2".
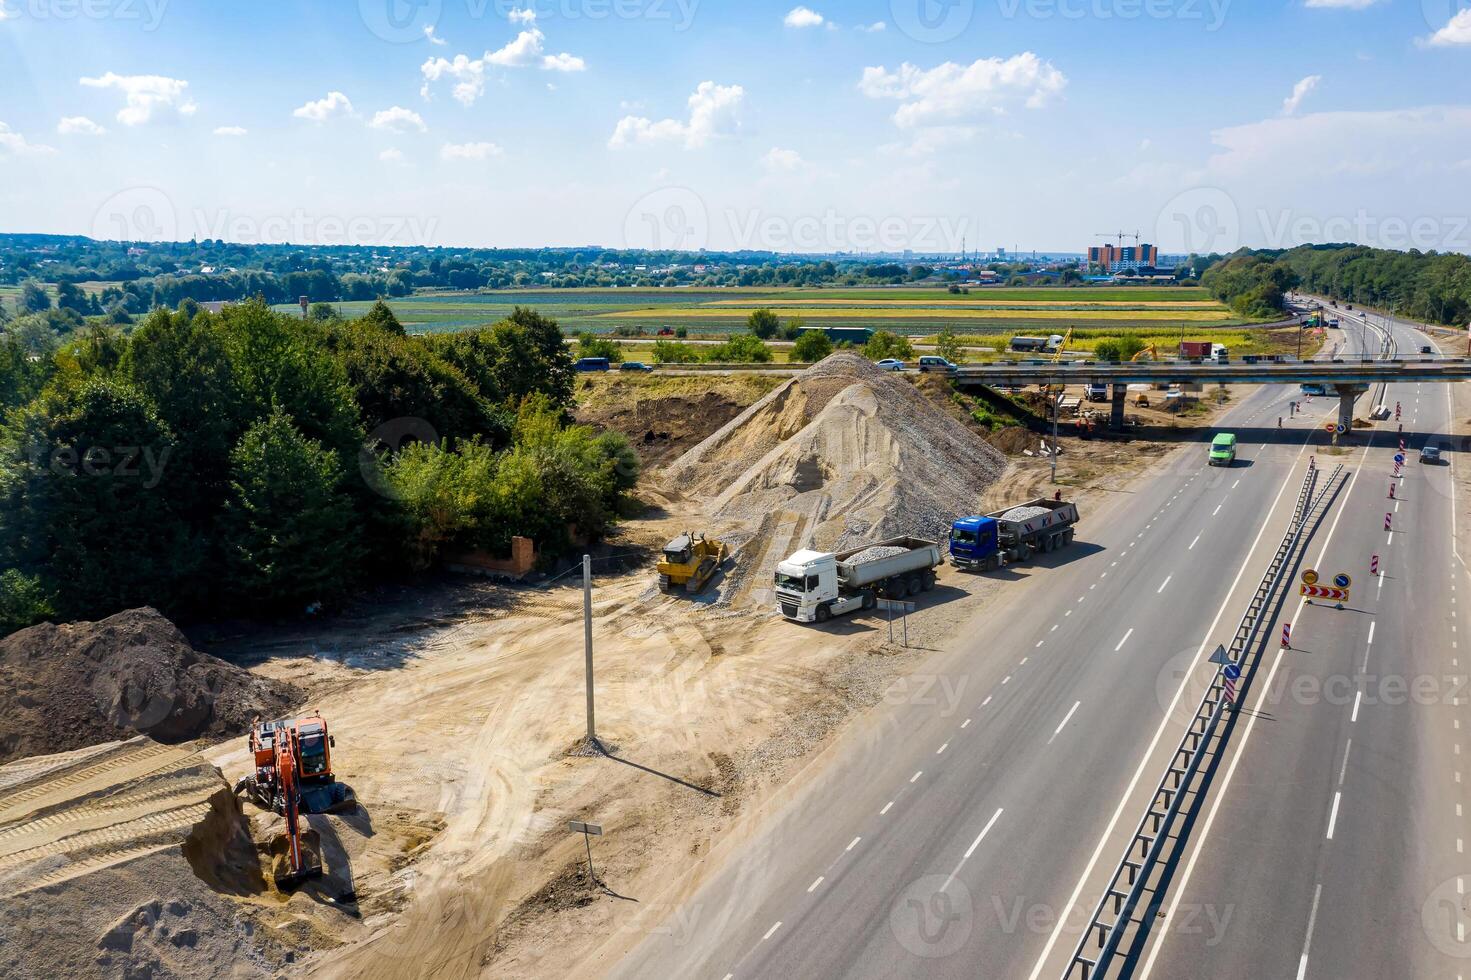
[
  {"x1": 302, "y1": 781, "x2": 356, "y2": 814},
  {"x1": 270, "y1": 827, "x2": 324, "y2": 889}
]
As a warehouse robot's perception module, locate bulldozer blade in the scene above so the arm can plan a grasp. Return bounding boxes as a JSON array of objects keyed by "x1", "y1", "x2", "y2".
[{"x1": 270, "y1": 828, "x2": 324, "y2": 890}]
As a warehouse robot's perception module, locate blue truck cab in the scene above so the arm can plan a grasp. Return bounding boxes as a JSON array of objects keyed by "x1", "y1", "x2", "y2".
[{"x1": 949, "y1": 516, "x2": 1001, "y2": 570}]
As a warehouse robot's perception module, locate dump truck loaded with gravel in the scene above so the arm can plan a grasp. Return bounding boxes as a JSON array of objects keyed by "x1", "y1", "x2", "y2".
[{"x1": 774, "y1": 537, "x2": 944, "y2": 623}]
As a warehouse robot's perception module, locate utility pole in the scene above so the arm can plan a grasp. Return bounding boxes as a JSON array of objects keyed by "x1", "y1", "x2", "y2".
[
  {"x1": 582, "y1": 554, "x2": 596, "y2": 748},
  {"x1": 1050, "y1": 390, "x2": 1060, "y2": 484}
]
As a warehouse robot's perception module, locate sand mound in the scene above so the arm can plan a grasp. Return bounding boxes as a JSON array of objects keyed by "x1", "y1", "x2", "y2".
[
  {"x1": 667, "y1": 353, "x2": 1007, "y2": 552},
  {"x1": 0, "y1": 608, "x2": 300, "y2": 765}
]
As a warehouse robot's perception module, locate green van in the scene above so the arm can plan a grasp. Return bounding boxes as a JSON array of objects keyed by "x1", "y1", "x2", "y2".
[{"x1": 1209, "y1": 433, "x2": 1238, "y2": 466}]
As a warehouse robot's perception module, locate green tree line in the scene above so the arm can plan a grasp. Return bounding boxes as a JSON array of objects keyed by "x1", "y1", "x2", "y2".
[{"x1": 0, "y1": 300, "x2": 636, "y2": 634}]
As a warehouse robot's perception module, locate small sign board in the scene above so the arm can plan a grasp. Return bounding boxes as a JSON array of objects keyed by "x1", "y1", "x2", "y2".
[
  {"x1": 1208, "y1": 644, "x2": 1231, "y2": 666},
  {"x1": 1394, "y1": 453, "x2": 1406, "y2": 464},
  {"x1": 876, "y1": 599, "x2": 917, "y2": 614},
  {"x1": 568, "y1": 821, "x2": 603, "y2": 836},
  {"x1": 1302, "y1": 569, "x2": 1319, "y2": 586},
  {"x1": 1333, "y1": 573, "x2": 1352, "y2": 589},
  {"x1": 1223, "y1": 663, "x2": 1242, "y2": 682}
]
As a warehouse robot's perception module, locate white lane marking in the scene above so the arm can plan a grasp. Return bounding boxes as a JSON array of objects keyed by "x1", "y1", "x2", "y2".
[
  {"x1": 1034, "y1": 443, "x2": 1315, "y2": 980},
  {"x1": 1115, "y1": 628, "x2": 1134, "y2": 652},
  {"x1": 1212, "y1": 503, "x2": 1223, "y2": 516},
  {"x1": 936, "y1": 742, "x2": 949, "y2": 755},
  {"x1": 1232, "y1": 479, "x2": 1240, "y2": 489},
  {"x1": 1352, "y1": 691, "x2": 1361, "y2": 722},
  {"x1": 1048, "y1": 701, "x2": 1083, "y2": 744},
  {"x1": 1326, "y1": 792, "x2": 1342, "y2": 840},
  {"x1": 1050, "y1": 624, "x2": 1058, "y2": 632},
  {"x1": 1002, "y1": 675, "x2": 1012, "y2": 685},
  {"x1": 1157, "y1": 576, "x2": 1172, "y2": 594},
  {"x1": 762, "y1": 921, "x2": 782, "y2": 942},
  {"x1": 807, "y1": 876, "x2": 824, "y2": 893},
  {"x1": 981, "y1": 696, "x2": 992, "y2": 707},
  {"x1": 846, "y1": 837, "x2": 861, "y2": 852},
  {"x1": 1189, "y1": 534, "x2": 1201, "y2": 550},
  {"x1": 880, "y1": 801, "x2": 894, "y2": 815},
  {"x1": 1020, "y1": 657, "x2": 1029, "y2": 666},
  {"x1": 1338, "y1": 739, "x2": 1351, "y2": 785},
  {"x1": 1295, "y1": 883, "x2": 1323, "y2": 980},
  {"x1": 1368, "y1": 622, "x2": 1375, "y2": 644},
  {"x1": 911, "y1": 771, "x2": 923, "y2": 783},
  {"x1": 942, "y1": 808, "x2": 1004, "y2": 891},
  {"x1": 1036, "y1": 640, "x2": 1045, "y2": 648},
  {"x1": 961, "y1": 718, "x2": 971, "y2": 730}
]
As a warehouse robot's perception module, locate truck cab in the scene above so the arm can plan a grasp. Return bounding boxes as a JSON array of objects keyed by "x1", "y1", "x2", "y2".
[
  {"x1": 948, "y1": 516, "x2": 1000, "y2": 570},
  {"x1": 1085, "y1": 383, "x2": 1109, "y2": 402},
  {"x1": 774, "y1": 550, "x2": 842, "y2": 623}
]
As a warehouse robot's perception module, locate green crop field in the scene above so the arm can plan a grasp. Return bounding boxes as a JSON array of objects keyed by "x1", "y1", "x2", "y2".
[{"x1": 270, "y1": 284, "x2": 1259, "y2": 336}]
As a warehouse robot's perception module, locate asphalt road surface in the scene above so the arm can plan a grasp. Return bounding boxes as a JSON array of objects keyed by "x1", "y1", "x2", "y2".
[{"x1": 1132, "y1": 307, "x2": 1469, "y2": 979}]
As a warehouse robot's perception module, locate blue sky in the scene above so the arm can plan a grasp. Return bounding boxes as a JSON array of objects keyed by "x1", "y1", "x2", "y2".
[{"x1": 1, "y1": 0, "x2": 1469, "y2": 254}]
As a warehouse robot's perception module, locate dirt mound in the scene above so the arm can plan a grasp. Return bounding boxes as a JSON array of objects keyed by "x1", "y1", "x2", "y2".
[
  {"x1": 0, "y1": 608, "x2": 300, "y2": 765},
  {"x1": 667, "y1": 353, "x2": 1006, "y2": 552}
]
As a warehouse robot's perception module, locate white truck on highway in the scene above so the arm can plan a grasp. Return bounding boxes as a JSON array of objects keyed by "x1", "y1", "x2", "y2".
[{"x1": 775, "y1": 537, "x2": 943, "y2": 623}]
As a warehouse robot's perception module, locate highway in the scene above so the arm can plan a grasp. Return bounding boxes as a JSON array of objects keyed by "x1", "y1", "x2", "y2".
[
  {"x1": 1128, "y1": 306, "x2": 1469, "y2": 978},
  {"x1": 591, "y1": 322, "x2": 1400, "y2": 976}
]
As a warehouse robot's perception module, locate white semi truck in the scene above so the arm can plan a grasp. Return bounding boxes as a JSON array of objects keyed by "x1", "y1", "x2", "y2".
[{"x1": 775, "y1": 537, "x2": 944, "y2": 623}]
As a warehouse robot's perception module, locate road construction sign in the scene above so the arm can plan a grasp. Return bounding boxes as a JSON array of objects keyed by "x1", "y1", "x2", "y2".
[
  {"x1": 1301, "y1": 584, "x2": 1349, "y2": 601},
  {"x1": 1334, "y1": 573, "x2": 1352, "y2": 589},
  {"x1": 1324, "y1": 422, "x2": 1336, "y2": 432},
  {"x1": 1302, "y1": 569, "x2": 1319, "y2": 586},
  {"x1": 1208, "y1": 644, "x2": 1230, "y2": 666}
]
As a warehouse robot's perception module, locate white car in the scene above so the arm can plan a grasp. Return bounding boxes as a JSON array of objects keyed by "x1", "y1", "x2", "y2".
[{"x1": 875, "y1": 359, "x2": 905, "y2": 371}]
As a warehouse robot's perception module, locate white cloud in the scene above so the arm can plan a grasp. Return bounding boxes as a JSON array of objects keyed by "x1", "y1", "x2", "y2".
[
  {"x1": 1426, "y1": 9, "x2": 1471, "y2": 46},
  {"x1": 509, "y1": 6, "x2": 537, "y2": 23},
  {"x1": 379, "y1": 147, "x2": 406, "y2": 164},
  {"x1": 441, "y1": 141, "x2": 503, "y2": 161},
  {"x1": 609, "y1": 81, "x2": 744, "y2": 149},
  {"x1": 58, "y1": 116, "x2": 107, "y2": 136},
  {"x1": 1282, "y1": 75, "x2": 1321, "y2": 116},
  {"x1": 0, "y1": 3, "x2": 14, "y2": 20},
  {"x1": 761, "y1": 147, "x2": 805, "y2": 171},
  {"x1": 424, "y1": 24, "x2": 447, "y2": 45},
  {"x1": 0, "y1": 122, "x2": 55, "y2": 156},
  {"x1": 213, "y1": 125, "x2": 248, "y2": 136},
  {"x1": 784, "y1": 6, "x2": 825, "y2": 28},
  {"x1": 371, "y1": 106, "x2": 427, "y2": 133},
  {"x1": 859, "y1": 54, "x2": 1067, "y2": 128},
  {"x1": 1304, "y1": 0, "x2": 1381, "y2": 8},
  {"x1": 421, "y1": 25, "x2": 585, "y2": 104},
  {"x1": 293, "y1": 91, "x2": 354, "y2": 122},
  {"x1": 857, "y1": 21, "x2": 886, "y2": 32},
  {"x1": 79, "y1": 73, "x2": 198, "y2": 126}
]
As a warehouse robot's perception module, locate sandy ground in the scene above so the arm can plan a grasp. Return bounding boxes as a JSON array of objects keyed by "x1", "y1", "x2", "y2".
[{"x1": 0, "y1": 368, "x2": 1259, "y2": 980}]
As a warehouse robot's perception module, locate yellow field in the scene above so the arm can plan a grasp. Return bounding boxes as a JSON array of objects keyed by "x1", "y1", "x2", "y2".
[
  {"x1": 699, "y1": 299, "x2": 1224, "y2": 310},
  {"x1": 601, "y1": 307, "x2": 1238, "y2": 323}
]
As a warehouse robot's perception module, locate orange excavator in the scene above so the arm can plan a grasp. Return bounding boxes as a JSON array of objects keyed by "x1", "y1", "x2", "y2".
[{"x1": 235, "y1": 712, "x2": 354, "y2": 888}]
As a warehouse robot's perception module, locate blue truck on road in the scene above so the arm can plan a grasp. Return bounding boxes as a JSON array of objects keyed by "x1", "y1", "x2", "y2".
[{"x1": 948, "y1": 497, "x2": 1081, "y2": 572}]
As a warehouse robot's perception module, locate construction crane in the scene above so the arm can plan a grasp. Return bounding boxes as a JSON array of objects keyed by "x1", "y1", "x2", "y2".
[
  {"x1": 1094, "y1": 230, "x2": 1142, "y2": 248},
  {"x1": 1050, "y1": 327, "x2": 1074, "y2": 363},
  {"x1": 1130, "y1": 343, "x2": 1158, "y2": 362}
]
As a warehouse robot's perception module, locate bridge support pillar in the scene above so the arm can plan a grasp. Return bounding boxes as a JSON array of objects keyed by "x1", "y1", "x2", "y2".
[
  {"x1": 1330, "y1": 383, "x2": 1369, "y2": 437},
  {"x1": 1111, "y1": 385, "x2": 1126, "y2": 429}
]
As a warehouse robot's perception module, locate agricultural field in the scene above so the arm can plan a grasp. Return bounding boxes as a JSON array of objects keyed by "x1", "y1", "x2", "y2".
[{"x1": 265, "y1": 285, "x2": 1259, "y2": 336}]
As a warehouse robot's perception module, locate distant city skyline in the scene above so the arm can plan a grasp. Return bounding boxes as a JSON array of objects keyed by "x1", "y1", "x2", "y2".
[{"x1": 2, "y1": 1, "x2": 1469, "y2": 255}]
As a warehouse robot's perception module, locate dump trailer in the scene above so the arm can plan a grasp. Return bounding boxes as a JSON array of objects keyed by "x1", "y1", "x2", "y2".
[
  {"x1": 775, "y1": 537, "x2": 943, "y2": 623},
  {"x1": 948, "y1": 498, "x2": 1080, "y2": 572}
]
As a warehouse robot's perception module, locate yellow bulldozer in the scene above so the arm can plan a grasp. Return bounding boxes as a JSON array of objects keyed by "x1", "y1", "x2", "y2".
[{"x1": 657, "y1": 532, "x2": 728, "y2": 595}]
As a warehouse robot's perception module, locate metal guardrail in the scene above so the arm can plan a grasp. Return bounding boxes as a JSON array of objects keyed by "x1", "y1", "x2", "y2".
[{"x1": 1064, "y1": 461, "x2": 1347, "y2": 980}]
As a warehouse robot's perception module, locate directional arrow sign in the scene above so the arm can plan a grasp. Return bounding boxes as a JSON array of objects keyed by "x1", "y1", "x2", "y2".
[
  {"x1": 1223, "y1": 663, "x2": 1242, "y2": 682},
  {"x1": 1300, "y1": 584, "x2": 1350, "y2": 601},
  {"x1": 1334, "y1": 573, "x2": 1352, "y2": 589}
]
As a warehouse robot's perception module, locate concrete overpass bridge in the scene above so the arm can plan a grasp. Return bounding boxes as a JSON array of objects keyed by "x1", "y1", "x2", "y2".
[{"x1": 952, "y1": 358, "x2": 1471, "y2": 431}]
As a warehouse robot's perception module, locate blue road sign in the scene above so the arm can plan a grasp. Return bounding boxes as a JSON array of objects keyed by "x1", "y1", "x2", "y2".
[
  {"x1": 1334, "y1": 573, "x2": 1352, "y2": 589},
  {"x1": 1223, "y1": 663, "x2": 1242, "y2": 681},
  {"x1": 1394, "y1": 453, "x2": 1405, "y2": 464}
]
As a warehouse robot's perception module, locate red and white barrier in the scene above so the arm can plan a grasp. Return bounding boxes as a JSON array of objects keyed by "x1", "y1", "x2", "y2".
[
  {"x1": 1371, "y1": 554, "x2": 1379, "y2": 576},
  {"x1": 1281, "y1": 623, "x2": 1292, "y2": 649},
  {"x1": 1385, "y1": 512, "x2": 1393, "y2": 531},
  {"x1": 1390, "y1": 483, "x2": 1396, "y2": 500}
]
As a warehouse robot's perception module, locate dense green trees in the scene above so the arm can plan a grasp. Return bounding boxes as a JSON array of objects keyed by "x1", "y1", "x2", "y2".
[
  {"x1": 863, "y1": 331, "x2": 915, "y2": 361},
  {"x1": 1201, "y1": 255, "x2": 1298, "y2": 318},
  {"x1": 0, "y1": 300, "x2": 632, "y2": 633}
]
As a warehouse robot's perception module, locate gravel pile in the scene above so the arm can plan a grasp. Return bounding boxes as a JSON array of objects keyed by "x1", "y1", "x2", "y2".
[
  {"x1": 664, "y1": 353, "x2": 1006, "y2": 601},
  {"x1": 845, "y1": 545, "x2": 909, "y2": 564},
  {"x1": 1000, "y1": 505, "x2": 1050, "y2": 523}
]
